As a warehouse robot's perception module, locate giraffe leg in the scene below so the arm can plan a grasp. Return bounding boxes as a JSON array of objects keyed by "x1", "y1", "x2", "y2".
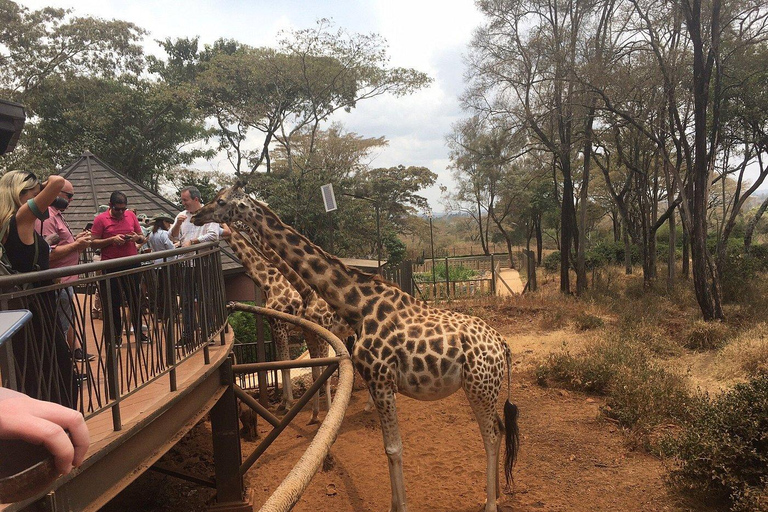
[
  {"x1": 270, "y1": 320, "x2": 293, "y2": 410},
  {"x1": 370, "y1": 384, "x2": 408, "y2": 512},
  {"x1": 464, "y1": 388, "x2": 502, "y2": 512},
  {"x1": 304, "y1": 332, "x2": 332, "y2": 424}
]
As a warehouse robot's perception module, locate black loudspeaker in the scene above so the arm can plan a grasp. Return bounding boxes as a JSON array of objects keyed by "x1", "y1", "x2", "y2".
[{"x1": 0, "y1": 99, "x2": 26, "y2": 156}]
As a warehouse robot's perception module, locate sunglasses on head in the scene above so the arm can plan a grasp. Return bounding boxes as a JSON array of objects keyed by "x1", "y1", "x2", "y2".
[{"x1": 23, "y1": 172, "x2": 38, "y2": 183}]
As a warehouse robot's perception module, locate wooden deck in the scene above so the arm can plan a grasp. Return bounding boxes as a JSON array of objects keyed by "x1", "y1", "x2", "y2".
[{"x1": 2, "y1": 328, "x2": 235, "y2": 512}]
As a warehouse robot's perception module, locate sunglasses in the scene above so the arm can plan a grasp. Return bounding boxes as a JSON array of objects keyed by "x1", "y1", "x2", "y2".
[
  {"x1": 62, "y1": 192, "x2": 74, "y2": 200},
  {"x1": 111, "y1": 206, "x2": 127, "y2": 212}
]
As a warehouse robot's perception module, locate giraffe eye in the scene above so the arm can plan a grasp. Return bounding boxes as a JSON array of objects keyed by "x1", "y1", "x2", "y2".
[{"x1": 217, "y1": 199, "x2": 227, "y2": 206}]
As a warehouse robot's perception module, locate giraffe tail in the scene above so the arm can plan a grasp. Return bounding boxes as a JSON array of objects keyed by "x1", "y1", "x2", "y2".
[{"x1": 503, "y1": 344, "x2": 519, "y2": 487}]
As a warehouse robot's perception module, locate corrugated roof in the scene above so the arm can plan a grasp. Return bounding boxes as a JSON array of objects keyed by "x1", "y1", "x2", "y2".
[{"x1": 57, "y1": 152, "x2": 243, "y2": 274}]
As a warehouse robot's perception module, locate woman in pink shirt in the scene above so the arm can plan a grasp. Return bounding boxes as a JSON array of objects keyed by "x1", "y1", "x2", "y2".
[{"x1": 90, "y1": 192, "x2": 148, "y2": 347}]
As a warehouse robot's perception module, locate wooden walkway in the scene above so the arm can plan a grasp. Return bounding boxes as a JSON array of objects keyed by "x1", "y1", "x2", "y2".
[{"x1": 2, "y1": 329, "x2": 235, "y2": 512}]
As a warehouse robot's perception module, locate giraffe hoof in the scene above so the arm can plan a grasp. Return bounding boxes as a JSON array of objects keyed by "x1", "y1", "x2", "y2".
[{"x1": 307, "y1": 417, "x2": 321, "y2": 425}]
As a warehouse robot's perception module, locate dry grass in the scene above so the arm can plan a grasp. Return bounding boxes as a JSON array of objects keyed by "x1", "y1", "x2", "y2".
[{"x1": 717, "y1": 323, "x2": 768, "y2": 379}]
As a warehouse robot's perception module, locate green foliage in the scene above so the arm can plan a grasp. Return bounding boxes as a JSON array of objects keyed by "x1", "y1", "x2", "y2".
[
  {"x1": 543, "y1": 251, "x2": 560, "y2": 273},
  {"x1": 228, "y1": 303, "x2": 272, "y2": 344},
  {"x1": 714, "y1": 238, "x2": 767, "y2": 303},
  {"x1": 662, "y1": 376, "x2": 768, "y2": 512},
  {"x1": 585, "y1": 240, "x2": 641, "y2": 268},
  {"x1": 15, "y1": 76, "x2": 212, "y2": 188},
  {"x1": 414, "y1": 263, "x2": 479, "y2": 282}
]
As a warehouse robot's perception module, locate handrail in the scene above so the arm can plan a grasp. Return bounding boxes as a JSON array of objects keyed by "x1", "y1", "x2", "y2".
[
  {"x1": 0, "y1": 243, "x2": 228, "y2": 429},
  {"x1": 227, "y1": 303, "x2": 354, "y2": 512},
  {"x1": 0, "y1": 241, "x2": 219, "y2": 288}
]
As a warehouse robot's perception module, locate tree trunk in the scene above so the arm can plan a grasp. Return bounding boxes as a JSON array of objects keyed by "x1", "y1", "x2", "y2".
[
  {"x1": 667, "y1": 209, "x2": 676, "y2": 290},
  {"x1": 744, "y1": 194, "x2": 768, "y2": 251}
]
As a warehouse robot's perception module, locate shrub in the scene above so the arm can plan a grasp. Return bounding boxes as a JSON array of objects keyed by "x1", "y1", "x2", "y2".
[
  {"x1": 682, "y1": 320, "x2": 731, "y2": 350},
  {"x1": 573, "y1": 312, "x2": 604, "y2": 331},
  {"x1": 414, "y1": 263, "x2": 478, "y2": 282},
  {"x1": 536, "y1": 336, "x2": 692, "y2": 439},
  {"x1": 228, "y1": 302, "x2": 272, "y2": 344},
  {"x1": 662, "y1": 376, "x2": 768, "y2": 512},
  {"x1": 543, "y1": 251, "x2": 560, "y2": 273}
]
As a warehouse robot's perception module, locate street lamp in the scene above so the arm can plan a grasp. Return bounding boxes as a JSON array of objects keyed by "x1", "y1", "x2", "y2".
[{"x1": 342, "y1": 192, "x2": 382, "y2": 272}]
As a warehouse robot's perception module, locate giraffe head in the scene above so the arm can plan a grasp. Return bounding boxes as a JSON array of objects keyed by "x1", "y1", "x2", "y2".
[{"x1": 192, "y1": 183, "x2": 263, "y2": 227}]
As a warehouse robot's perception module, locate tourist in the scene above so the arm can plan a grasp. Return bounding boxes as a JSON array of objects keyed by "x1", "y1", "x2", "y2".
[
  {"x1": 0, "y1": 171, "x2": 77, "y2": 408},
  {"x1": 38, "y1": 179, "x2": 93, "y2": 362},
  {"x1": 170, "y1": 186, "x2": 218, "y2": 345},
  {"x1": 90, "y1": 192, "x2": 149, "y2": 346}
]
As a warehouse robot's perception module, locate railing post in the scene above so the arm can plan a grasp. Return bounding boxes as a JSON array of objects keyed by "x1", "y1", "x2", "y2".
[
  {"x1": 164, "y1": 260, "x2": 177, "y2": 392},
  {"x1": 209, "y1": 356, "x2": 251, "y2": 512},
  {"x1": 445, "y1": 257, "x2": 450, "y2": 300},
  {"x1": 103, "y1": 275, "x2": 122, "y2": 431}
]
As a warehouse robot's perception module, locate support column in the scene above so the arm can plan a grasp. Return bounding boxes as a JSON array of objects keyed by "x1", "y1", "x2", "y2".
[{"x1": 208, "y1": 357, "x2": 251, "y2": 512}]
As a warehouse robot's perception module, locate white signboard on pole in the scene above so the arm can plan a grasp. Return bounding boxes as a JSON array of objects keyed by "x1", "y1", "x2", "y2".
[{"x1": 321, "y1": 183, "x2": 337, "y2": 212}]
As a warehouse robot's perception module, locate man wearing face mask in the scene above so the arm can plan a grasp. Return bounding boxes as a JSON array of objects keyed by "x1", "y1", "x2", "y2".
[{"x1": 39, "y1": 179, "x2": 93, "y2": 363}]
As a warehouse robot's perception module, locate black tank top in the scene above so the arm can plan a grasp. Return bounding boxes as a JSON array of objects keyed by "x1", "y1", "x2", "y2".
[{"x1": 5, "y1": 215, "x2": 51, "y2": 285}]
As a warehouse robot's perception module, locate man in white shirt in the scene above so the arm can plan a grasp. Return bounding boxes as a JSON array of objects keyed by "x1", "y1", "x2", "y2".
[{"x1": 170, "y1": 186, "x2": 219, "y2": 345}]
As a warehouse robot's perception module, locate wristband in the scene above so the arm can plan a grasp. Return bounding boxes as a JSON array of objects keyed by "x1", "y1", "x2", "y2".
[{"x1": 27, "y1": 199, "x2": 50, "y2": 221}]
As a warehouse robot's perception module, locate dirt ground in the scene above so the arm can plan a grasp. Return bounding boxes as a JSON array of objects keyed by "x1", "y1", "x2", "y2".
[{"x1": 102, "y1": 310, "x2": 716, "y2": 512}]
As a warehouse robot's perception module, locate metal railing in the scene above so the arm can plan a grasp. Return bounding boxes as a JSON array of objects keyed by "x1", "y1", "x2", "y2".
[{"x1": 0, "y1": 242, "x2": 228, "y2": 431}]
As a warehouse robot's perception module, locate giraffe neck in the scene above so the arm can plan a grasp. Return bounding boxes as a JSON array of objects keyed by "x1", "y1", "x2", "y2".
[
  {"x1": 227, "y1": 231, "x2": 285, "y2": 296},
  {"x1": 236, "y1": 222, "x2": 316, "y2": 303},
  {"x1": 247, "y1": 199, "x2": 385, "y2": 327}
]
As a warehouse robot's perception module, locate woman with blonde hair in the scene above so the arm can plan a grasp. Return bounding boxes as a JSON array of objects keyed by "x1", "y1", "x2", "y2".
[{"x1": 0, "y1": 171, "x2": 77, "y2": 409}]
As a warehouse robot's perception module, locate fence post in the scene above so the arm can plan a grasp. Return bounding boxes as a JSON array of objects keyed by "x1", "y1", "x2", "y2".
[
  {"x1": 102, "y1": 275, "x2": 122, "y2": 431},
  {"x1": 445, "y1": 257, "x2": 450, "y2": 300},
  {"x1": 490, "y1": 254, "x2": 496, "y2": 295},
  {"x1": 401, "y1": 260, "x2": 413, "y2": 296}
]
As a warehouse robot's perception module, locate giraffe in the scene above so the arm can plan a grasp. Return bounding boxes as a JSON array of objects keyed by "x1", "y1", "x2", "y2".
[
  {"x1": 233, "y1": 220, "x2": 373, "y2": 410},
  {"x1": 227, "y1": 229, "x2": 329, "y2": 423},
  {"x1": 194, "y1": 186, "x2": 519, "y2": 512}
]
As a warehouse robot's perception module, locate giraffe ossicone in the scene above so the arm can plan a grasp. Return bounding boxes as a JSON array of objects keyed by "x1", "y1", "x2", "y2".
[{"x1": 194, "y1": 186, "x2": 519, "y2": 512}]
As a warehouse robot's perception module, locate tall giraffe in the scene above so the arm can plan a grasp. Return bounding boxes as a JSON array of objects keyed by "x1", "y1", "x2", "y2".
[
  {"x1": 233, "y1": 221, "x2": 373, "y2": 410},
  {"x1": 194, "y1": 187, "x2": 519, "y2": 512},
  {"x1": 227, "y1": 229, "x2": 329, "y2": 423}
]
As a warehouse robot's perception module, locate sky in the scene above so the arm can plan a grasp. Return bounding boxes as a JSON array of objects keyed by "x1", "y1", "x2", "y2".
[{"x1": 17, "y1": 0, "x2": 486, "y2": 213}]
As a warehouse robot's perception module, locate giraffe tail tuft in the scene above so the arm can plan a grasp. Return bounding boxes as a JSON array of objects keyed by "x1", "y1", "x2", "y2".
[{"x1": 503, "y1": 400, "x2": 519, "y2": 487}]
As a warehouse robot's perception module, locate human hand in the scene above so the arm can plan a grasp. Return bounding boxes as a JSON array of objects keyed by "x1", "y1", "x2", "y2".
[
  {"x1": 112, "y1": 235, "x2": 126, "y2": 246},
  {"x1": 0, "y1": 388, "x2": 90, "y2": 475},
  {"x1": 74, "y1": 234, "x2": 92, "y2": 251},
  {"x1": 176, "y1": 214, "x2": 187, "y2": 225},
  {"x1": 181, "y1": 240, "x2": 192, "y2": 248}
]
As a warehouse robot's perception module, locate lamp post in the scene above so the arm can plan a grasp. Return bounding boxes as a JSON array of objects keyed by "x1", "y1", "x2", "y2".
[
  {"x1": 342, "y1": 193, "x2": 382, "y2": 272},
  {"x1": 429, "y1": 213, "x2": 437, "y2": 298}
]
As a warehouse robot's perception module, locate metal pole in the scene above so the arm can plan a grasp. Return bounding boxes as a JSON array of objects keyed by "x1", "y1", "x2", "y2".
[
  {"x1": 429, "y1": 215, "x2": 437, "y2": 299},
  {"x1": 375, "y1": 203, "x2": 381, "y2": 273}
]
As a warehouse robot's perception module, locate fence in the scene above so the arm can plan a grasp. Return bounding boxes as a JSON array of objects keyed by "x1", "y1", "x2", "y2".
[
  {"x1": 0, "y1": 242, "x2": 228, "y2": 431},
  {"x1": 411, "y1": 255, "x2": 502, "y2": 301}
]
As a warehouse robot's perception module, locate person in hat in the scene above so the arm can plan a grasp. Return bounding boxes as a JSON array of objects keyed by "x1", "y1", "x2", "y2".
[{"x1": 147, "y1": 213, "x2": 176, "y2": 264}]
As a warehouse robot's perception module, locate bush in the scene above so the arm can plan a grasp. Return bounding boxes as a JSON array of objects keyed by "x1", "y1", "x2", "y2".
[
  {"x1": 228, "y1": 302, "x2": 272, "y2": 344},
  {"x1": 662, "y1": 376, "x2": 768, "y2": 512},
  {"x1": 543, "y1": 251, "x2": 560, "y2": 273},
  {"x1": 573, "y1": 312, "x2": 604, "y2": 331},
  {"x1": 536, "y1": 336, "x2": 692, "y2": 439},
  {"x1": 414, "y1": 263, "x2": 479, "y2": 282},
  {"x1": 683, "y1": 320, "x2": 731, "y2": 350}
]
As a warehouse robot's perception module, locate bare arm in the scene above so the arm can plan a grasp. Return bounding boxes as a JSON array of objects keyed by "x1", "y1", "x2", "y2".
[{"x1": 15, "y1": 176, "x2": 65, "y2": 246}]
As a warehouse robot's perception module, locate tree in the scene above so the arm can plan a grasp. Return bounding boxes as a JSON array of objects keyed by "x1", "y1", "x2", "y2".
[
  {"x1": 10, "y1": 76, "x2": 212, "y2": 190},
  {"x1": 0, "y1": 0, "x2": 145, "y2": 100}
]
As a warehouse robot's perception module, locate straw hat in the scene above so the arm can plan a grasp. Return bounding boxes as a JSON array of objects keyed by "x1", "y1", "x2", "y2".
[{"x1": 152, "y1": 213, "x2": 175, "y2": 223}]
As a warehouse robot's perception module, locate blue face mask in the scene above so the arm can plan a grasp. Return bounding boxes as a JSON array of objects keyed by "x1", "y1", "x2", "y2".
[{"x1": 51, "y1": 197, "x2": 69, "y2": 211}]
